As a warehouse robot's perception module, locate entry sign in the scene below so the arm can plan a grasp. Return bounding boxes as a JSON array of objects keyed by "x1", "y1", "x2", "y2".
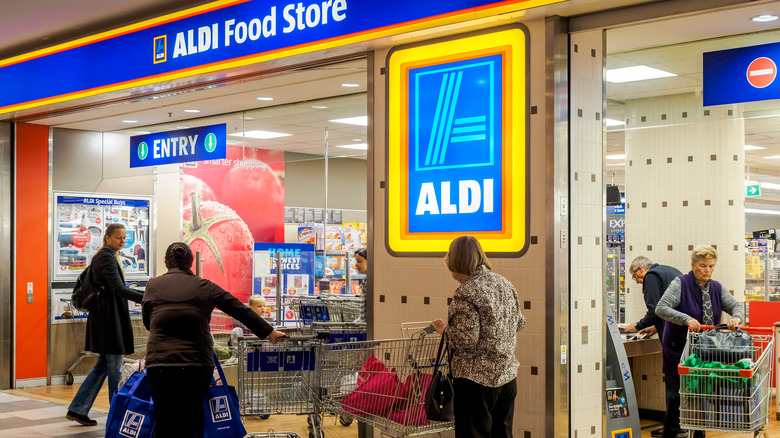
[
  {"x1": 386, "y1": 26, "x2": 529, "y2": 256},
  {"x1": 704, "y1": 42, "x2": 780, "y2": 106},
  {"x1": 130, "y1": 123, "x2": 226, "y2": 168},
  {"x1": 746, "y1": 183, "x2": 761, "y2": 197}
]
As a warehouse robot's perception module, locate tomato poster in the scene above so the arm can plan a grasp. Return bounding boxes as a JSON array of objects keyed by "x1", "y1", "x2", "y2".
[
  {"x1": 183, "y1": 146, "x2": 285, "y2": 304},
  {"x1": 53, "y1": 192, "x2": 153, "y2": 281}
]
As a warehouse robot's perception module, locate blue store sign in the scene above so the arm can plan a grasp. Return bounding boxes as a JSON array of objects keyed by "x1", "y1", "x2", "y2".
[
  {"x1": 703, "y1": 41, "x2": 780, "y2": 106},
  {"x1": 129, "y1": 124, "x2": 226, "y2": 168},
  {"x1": 0, "y1": 0, "x2": 563, "y2": 114}
]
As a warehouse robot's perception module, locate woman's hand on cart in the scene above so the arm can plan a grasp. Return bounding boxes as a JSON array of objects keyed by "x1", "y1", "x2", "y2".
[
  {"x1": 686, "y1": 318, "x2": 702, "y2": 332},
  {"x1": 725, "y1": 317, "x2": 742, "y2": 331},
  {"x1": 430, "y1": 318, "x2": 448, "y2": 335},
  {"x1": 268, "y1": 330, "x2": 288, "y2": 344}
]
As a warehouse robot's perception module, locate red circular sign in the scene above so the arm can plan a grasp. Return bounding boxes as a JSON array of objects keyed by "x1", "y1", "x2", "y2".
[{"x1": 746, "y1": 57, "x2": 777, "y2": 88}]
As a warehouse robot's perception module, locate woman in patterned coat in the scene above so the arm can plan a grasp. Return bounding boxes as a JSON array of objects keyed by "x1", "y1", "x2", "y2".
[{"x1": 430, "y1": 235, "x2": 526, "y2": 438}]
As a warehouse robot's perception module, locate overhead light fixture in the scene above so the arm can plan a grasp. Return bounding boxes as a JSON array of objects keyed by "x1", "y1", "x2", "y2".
[
  {"x1": 763, "y1": 155, "x2": 780, "y2": 159},
  {"x1": 330, "y1": 116, "x2": 368, "y2": 126},
  {"x1": 353, "y1": 138, "x2": 363, "y2": 142},
  {"x1": 606, "y1": 154, "x2": 626, "y2": 160},
  {"x1": 122, "y1": 120, "x2": 138, "y2": 123},
  {"x1": 752, "y1": 14, "x2": 779, "y2": 22},
  {"x1": 135, "y1": 131, "x2": 151, "y2": 135},
  {"x1": 184, "y1": 109, "x2": 201, "y2": 113},
  {"x1": 336, "y1": 143, "x2": 368, "y2": 150},
  {"x1": 761, "y1": 182, "x2": 780, "y2": 190},
  {"x1": 746, "y1": 208, "x2": 780, "y2": 215},
  {"x1": 312, "y1": 105, "x2": 328, "y2": 109},
  {"x1": 744, "y1": 145, "x2": 766, "y2": 150},
  {"x1": 256, "y1": 97, "x2": 274, "y2": 101},
  {"x1": 606, "y1": 163, "x2": 624, "y2": 167},
  {"x1": 606, "y1": 65, "x2": 677, "y2": 83},
  {"x1": 176, "y1": 126, "x2": 190, "y2": 129},
  {"x1": 605, "y1": 118, "x2": 625, "y2": 127},
  {"x1": 229, "y1": 130, "x2": 292, "y2": 139},
  {"x1": 341, "y1": 83, "x2": 360, "y2": 88},
  {"x1": 238, "y1": 116, "x2": 255, "y2": 120}
]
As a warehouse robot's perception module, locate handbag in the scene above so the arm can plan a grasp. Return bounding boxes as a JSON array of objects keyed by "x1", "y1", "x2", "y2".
[
  {"x1": 105, "y1": 371, "x2": 155, "y2": 438},
  {"x1": 423, "y1": 336, "x2": 454, "y2": 422},
  {"x1": 204, "y1": 353, "x2": 246, "y2": 437},
  {"x1": 691, "y1": 324, "x2": 753, "y2": 363},
  {"x1": 203, "y1": 353, "x2": 246, "y2": 438}
]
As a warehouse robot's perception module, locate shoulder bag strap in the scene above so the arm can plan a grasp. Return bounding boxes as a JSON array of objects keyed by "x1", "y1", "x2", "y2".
[{"x1": 212, "y1": 352, "x2": 227, "y2": 386}]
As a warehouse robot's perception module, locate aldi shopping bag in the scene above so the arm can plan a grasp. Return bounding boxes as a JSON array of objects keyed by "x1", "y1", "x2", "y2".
[
  {"x1": 105, "y1": 371, "x2": 155, "y2": 438},
  {"x1": 203, "y1": 353, "x2": 246, "y2": 438}
]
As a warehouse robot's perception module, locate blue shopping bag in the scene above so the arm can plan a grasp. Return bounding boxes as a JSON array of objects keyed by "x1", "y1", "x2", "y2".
[
  {"x1": 203, "y1": 353, "x2": 246, "y2": 438},
  {"x1": 105, "y1": 371, "x2": 155, "y2": 438}
]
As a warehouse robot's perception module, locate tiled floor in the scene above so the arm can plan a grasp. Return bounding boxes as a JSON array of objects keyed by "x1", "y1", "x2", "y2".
[{"x1": 0, "y1": 392, "x2": 106, "y2": 437}]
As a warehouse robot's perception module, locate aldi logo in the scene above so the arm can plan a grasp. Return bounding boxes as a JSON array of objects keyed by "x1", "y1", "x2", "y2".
[
  {"x1": 386, "y1": 26, "x2": 529, "y2": 256},
  {"x1": 154, "y1": 36, "x2": 167, "y2": 64},
  {"x1": 119, "y1": 411, "x2": 145, "y2": 438},
  {"x1": 209, "y1": 395, "x2": 231, "y2": 422}
]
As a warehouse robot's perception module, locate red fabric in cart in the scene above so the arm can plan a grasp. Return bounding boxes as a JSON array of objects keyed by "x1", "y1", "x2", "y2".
[
  {"x1": 341, "y1": 355, "x2": 404, "y2": 417},
  {"x1": 387, "y1": 373, "x2": 434, "y2": 426}
]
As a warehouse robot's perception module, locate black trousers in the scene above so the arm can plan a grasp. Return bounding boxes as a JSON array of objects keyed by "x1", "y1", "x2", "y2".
[
  {"x1": 147, "y1": 366, "x2": 214, "y2": 438},
  {"x1": 663, "y1": 373, "x2": 705, "y2": 438},
  {"x1": 453, "y1": 377, "x2": 516, "y2": 438}
]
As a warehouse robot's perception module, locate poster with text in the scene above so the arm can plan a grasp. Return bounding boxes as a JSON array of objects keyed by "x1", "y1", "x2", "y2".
[{"x1": 183, "y1": 146, "x2": 285, "y2": 303}]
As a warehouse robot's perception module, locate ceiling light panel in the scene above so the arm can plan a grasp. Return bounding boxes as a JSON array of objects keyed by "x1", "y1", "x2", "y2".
[
  {"x1": 606, "y1": 65, "x2": 677, "y2": 83},
  {"x1": 335, "y1": 143, "x2": 368, "y2": 150},
  {"x1": 329, "y1": 116, "x2": 367, "y2": 126},
  {"x1": 229, "y1": 130, "x2": 292, "y2": 139}
]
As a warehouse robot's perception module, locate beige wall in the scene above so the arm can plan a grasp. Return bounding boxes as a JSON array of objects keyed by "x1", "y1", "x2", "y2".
[{"x1": 369, "y1": 19, "x2": 552, "y2": 437}]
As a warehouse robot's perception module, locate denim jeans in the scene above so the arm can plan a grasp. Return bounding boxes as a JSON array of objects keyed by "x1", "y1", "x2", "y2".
[{"x1": 68, "y1": 353, "x2": 123, "y2": 415}]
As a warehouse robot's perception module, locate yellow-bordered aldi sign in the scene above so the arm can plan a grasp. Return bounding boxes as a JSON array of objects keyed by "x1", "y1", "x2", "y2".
[{"x1": 386, "y1": 25, "x2": 529, "y2": 256}]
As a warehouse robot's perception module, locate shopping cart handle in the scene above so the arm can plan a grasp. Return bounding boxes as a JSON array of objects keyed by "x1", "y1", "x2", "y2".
[
  {"x1": 697, "y1": 324, "x2": 775, "y2": 334},
  {"x1": 423, "y1": 325, "x2": 436, "y2": 334}
]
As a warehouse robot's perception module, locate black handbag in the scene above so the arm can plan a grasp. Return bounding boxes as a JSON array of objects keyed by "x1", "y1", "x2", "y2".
[
  {"x1": 691, "y1": 324, "x2": 753, "y2": 363},
  {"x1": 424, "y1": 335, "x2": 454, "y2": 422}
]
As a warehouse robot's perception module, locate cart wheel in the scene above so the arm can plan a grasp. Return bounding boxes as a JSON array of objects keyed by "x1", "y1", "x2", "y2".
[
  {"x1": 308, "y1": 431, "x2": 324, "y2": 438},
  {"x1": 338, "y1": 415, "x2": 353, "y2": 426},
  {"x1": 65, "y1": 372, "x2": 74, "y2": 385},
  {"x1": 259, "y1": 414, "x2": 270, "y2": 420}
]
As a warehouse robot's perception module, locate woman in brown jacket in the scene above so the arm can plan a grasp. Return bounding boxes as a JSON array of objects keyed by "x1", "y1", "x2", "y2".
[{"x1": 142, "y1": 242, "x2": 286, "y2": 438}]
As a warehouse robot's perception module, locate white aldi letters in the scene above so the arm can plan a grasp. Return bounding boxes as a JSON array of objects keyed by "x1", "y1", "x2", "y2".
[
  {"x1": 119, "y1": 411, "x2": 145, "y2": 438},
  {"x1": 210, "y1": 395, "x2": 231, "y2": 422}
]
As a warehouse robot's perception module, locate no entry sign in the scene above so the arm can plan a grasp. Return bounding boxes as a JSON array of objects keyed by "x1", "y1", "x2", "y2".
[
  {"x1": 704, "y1": 41, "x2": 780, "y2": 105},
  {"x1": 747, "y1": 57, "x2": 777, "y2": 88}
]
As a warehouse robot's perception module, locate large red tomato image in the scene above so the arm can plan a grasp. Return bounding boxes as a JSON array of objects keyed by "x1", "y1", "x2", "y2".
[
  {"x1": 182, "y1": 174, "x2": 217, "y2": 208},
  {"x1": 183, "y1": 194, "x2": 253, "y2": 303},
  {"x1": 221, "y1": 161, "x2": 284, "y2": 243}
]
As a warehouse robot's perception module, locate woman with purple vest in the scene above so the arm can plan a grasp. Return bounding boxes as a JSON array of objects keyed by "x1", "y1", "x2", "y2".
[{"x1": 655, "y1": 245, "x2": 744, "y2": 438}]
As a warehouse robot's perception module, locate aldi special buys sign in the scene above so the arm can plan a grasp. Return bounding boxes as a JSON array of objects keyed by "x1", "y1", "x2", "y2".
[
  {"x1": 130, "y1": 124, "x2": 226, "y2": 168},
  {"x1": 386, "y1": 26, "x2": 529, "y2": 256},
  {"x1": 0, "y1": 0, "x2": 563, "y2": 114}
]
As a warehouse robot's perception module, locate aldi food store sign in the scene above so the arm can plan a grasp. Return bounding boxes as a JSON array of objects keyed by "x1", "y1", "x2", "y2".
[
  {"x1": 130, "y1": 124, "x2": 226, "y2": 168},
  {"x1": 386, "y1": 26, "x2": 528, "y2": 256},
  {"x1": 0, "y1": 0, "x2": 563, "y2": 114},
  {"x1": 704, "y1": 41, "x2": 780, "y2": 106}
]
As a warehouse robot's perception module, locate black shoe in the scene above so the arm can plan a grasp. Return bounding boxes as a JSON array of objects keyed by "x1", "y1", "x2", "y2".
[
  {"x1": 676, "y1": 430, "x2": 689, "y2": 438},
  {"x1": 651, "y1": 427, "x2": 664, "y2": 437},
  {"x1": 66, "y1": 410, "x2": 97, "y2": 426}
]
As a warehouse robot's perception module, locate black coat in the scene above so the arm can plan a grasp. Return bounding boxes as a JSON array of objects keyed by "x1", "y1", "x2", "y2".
[{"x1": 85, "y1": 246, "x2": 144, "y2": 355}]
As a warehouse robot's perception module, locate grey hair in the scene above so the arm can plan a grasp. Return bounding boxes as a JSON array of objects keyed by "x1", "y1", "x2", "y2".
[{"x1": 629, "y1": 256, "x2": 653, "y2": 274}]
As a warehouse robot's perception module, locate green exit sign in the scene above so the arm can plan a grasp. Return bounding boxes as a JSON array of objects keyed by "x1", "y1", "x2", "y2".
[{"x1": 746, "y1": 184, "x2": 761, "y2": 197}]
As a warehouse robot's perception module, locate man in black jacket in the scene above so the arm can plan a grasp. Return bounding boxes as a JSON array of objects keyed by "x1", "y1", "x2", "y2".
[
  {"x1": 624, "y1": 256, "x2": 683, "y2": 437},
  {"x1": 66, "y1": 223, "x2": 144, "y2": 426}
]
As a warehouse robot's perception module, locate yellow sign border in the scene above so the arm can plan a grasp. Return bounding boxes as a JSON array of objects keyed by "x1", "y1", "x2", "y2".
[{"x1": 386, "y1": 25, "x2": 528, "y2": 256}]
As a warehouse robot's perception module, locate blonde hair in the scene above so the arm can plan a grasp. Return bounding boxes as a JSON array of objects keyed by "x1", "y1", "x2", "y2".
[
  {"x1": 446, "y1": 235, "x2": 492, "y2": 276},
  {"x1": 248, "y1": 295, "x2": 266, "y2": 307},
  {"x1": 691, "y1": 245, "x2": 718, "y2": 263}
]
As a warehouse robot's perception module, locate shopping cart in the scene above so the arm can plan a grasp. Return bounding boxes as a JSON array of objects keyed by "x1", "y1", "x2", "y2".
[
  {"x1": 60, "y1": 300, "x2": 150, "y2": 384},
  {"x1": 318, "y1": 326, "x2": 454, "y2": 437},
  {"x1": 245, "y1": 431, "x2": 303, "y2": 438},
  {"x1": 238, "y1": 335, "x2": 325, "y2": 438},
  {"x1": 678, "y1": 325, "x2": 775, "y2": 437},
  {"x1": 60, "y1": 298, "x2": 96, "y2": 385}
]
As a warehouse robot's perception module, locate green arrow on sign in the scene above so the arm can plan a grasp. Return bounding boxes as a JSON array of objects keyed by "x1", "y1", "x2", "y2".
[
  {"x1": 204, "y1": 133, "x2": 217, "y2": 153},
  {"x1": 137, "y1": 142, "x2": 148, "y2": 160},
  {"x1": 746, "y1": 184, "x2": 761, "y2": 197}
]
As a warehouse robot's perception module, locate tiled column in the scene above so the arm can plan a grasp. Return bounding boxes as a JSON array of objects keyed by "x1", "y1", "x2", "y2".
[
  {"x1": 570, "y1": 29, "x2": 606, "y2": 438},
  {"x1": 624, "y1": 93, "x2": 746, "y2": 325}
]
